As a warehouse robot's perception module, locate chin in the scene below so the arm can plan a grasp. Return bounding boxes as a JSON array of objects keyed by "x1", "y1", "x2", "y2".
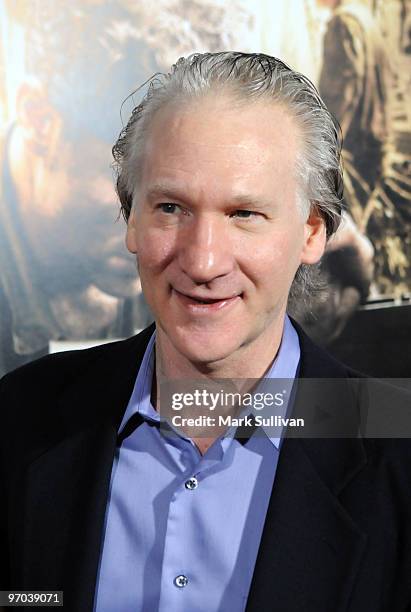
[{"x1": 169, "y1": 326, "x2": 244, "y2": 366}]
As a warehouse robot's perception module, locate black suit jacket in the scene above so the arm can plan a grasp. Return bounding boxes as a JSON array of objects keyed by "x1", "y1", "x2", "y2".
[{"x1": 1, "y1": 323, "x2": 411, "y2": 611}]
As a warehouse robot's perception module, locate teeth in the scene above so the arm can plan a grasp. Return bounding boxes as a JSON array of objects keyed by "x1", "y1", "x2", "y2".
[{"x1": 193, "y1": 297, "x2": 224, "y2": 304}]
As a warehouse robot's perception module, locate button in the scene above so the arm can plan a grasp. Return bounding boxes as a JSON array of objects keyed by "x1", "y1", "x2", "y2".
[
  {"x1": 185, "y1": 477, "x2": 198, "y2": 490},
  {"x1": 174, "y1": 574, "x2": 189, "y2": 588}
]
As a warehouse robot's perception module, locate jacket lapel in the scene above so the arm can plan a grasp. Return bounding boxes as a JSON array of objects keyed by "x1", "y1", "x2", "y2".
[
  {"x1": 246, "y1": 326, "x2": 368, "y2": 612},
  {"x1": 18, "y1": 326, "x2": 154, "y2": 612}
]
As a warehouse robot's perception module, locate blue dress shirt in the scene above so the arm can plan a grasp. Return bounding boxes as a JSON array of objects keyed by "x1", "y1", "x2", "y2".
[{"x1": 94, "y1": 316, "x2": 300, "y2": 612}]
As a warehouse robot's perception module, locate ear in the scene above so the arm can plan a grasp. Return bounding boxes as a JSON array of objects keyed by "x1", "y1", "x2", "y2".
[
  {"x1": 300, "y1": 204, "x2": 327, "y2": 264},
  {"x1": 126, "y1": 209, "x2": 138, "y2": 254}
]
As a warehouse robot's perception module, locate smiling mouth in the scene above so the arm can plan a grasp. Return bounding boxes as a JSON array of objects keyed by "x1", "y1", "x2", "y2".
[
  {"x1": 173, "y1": 289, "x2": 242, "y2": 312},
  {"x1": 189, "y1": 296, "x2": 229, "y2": 304}
]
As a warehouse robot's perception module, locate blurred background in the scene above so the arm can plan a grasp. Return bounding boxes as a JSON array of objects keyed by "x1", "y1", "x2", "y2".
[{"x1": 1, "y1": 0, "x2": 410, "y2": 377}]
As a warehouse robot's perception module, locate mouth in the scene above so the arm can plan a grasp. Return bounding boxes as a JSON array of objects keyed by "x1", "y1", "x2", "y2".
[{"x1": 172, "y1": 289, "x2": 242, "y2": 313}]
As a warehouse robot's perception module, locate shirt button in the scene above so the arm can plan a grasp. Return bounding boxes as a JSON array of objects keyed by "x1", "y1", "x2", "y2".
[
  {"x1": 185, "y1": 477, "x2": 198, "y2": 490},
  {"x1": 174, "y1": 574, "x2": 189, "y2": 588}
]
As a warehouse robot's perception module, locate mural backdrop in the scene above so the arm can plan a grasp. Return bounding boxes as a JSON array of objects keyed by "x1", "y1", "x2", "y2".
[{"x1": 1, "y1": 0, "x2": 410, "y2": 377}]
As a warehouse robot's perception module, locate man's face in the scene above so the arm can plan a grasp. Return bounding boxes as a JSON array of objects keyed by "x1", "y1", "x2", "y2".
[
  {"x1": 127, "y1": 95, "x2": 326, "y2": 364},
  {"x1": 13, "y1": 131, "x2": 138, "y2": 298}
]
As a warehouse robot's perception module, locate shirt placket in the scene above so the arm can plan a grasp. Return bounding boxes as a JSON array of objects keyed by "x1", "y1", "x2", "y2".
[{"x1": 157, "y1": 436, "x2": 227, "y2": 612}]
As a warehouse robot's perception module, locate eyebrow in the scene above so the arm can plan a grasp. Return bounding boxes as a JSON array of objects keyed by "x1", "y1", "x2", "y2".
[
  {"x1": 145, "y1": 182, "x2": 275, "y2": 210},
  {"x1": 145, "y1": 183, "x2": 186, "y2": 202},
  {"x1": 229, "y1": 193, "x2": 275, "y2": 210}
]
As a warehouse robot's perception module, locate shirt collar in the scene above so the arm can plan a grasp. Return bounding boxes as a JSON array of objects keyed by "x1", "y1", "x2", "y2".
[{"x1": 118, "y1": 315, "x2": 300, "y2": 449}]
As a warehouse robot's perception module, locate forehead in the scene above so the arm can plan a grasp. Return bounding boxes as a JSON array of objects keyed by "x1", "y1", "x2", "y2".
[{"x1": 140, "y1": 95, "x2": 301, "y2": 202}]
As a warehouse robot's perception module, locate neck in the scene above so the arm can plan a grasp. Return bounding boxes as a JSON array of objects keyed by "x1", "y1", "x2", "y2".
[
  {"x1": 156, "y1": 316, "x2": 286, "y2": 383},
  {"x1": 152, "y1": 316, "x2": 286, "y2": 454}
]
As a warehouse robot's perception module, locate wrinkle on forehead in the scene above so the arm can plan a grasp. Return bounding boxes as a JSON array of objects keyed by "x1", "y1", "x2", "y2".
[
  {"x1": 144, "y1": 94, "x2": 300, "y2": 161},
  {"x1": 136, "y1": 95, "x2": 302, "y2": 212}
]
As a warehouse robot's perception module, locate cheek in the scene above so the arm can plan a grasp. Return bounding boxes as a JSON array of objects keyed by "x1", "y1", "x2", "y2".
[
  {"x1": 135, "y1": 226, "x2": 176, "y2": 273},
  {"x1": 241, "y1": 240, "x2": 304, "y2": 313},
  {"x1": 240, "y1": 234, "x2": 301, "y2": 286}
]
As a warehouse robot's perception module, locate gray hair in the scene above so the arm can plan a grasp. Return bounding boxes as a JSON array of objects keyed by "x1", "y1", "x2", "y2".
[{"x1": 113, "y1": 52, "x2": 344, "y2": 303}]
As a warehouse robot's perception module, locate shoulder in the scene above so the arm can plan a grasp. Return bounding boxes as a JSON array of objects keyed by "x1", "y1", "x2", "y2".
[
  {"x1": 0, "y1": 324, "x2": 155, "y2": 436},
  {"x1": 1, "y1": 324, "x2": 154, "y2": 386}
]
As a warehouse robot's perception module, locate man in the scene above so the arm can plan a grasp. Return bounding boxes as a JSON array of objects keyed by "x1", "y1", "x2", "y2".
[
  {"x1": 0, "y1": 3, "x2": 154, "y2": 377},
  {"x1": 318, "y1": 0, "x2": 411, "y2": 299},
  {"x1": 318, "y1": 0, "x2": 387, "y2": 223},
  {"x1": 1, "y1": 52, "x2": 411, "y2": 612},
  {"x1": 364, "y1": 0, "x2": 411, "y2": 295}
]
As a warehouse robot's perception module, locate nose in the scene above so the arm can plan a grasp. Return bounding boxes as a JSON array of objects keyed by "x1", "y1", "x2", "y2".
[{"x1": 178, "y1": 214, "x2": 234, "y2": 284}]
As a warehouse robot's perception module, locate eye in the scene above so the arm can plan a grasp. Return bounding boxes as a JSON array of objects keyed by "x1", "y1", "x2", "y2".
[
  {"x1": 159, "y1": 203, "x2": 180, "y2": 214},
  {"x1": 230, "y1": 210, "x2": 261, "y2": 220}
]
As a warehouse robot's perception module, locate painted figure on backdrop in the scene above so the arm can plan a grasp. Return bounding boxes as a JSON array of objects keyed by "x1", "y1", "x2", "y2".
[
  {"x1": 319, "y1": 0, "x2": 387, "y2": 220},
  {"x1": 0, "y1": 3, "x2": 156, "y2": 377},
  {"x1": 318, "y1": 0, "x2": 411, "y2": 296},
  {"x1": 289, "y1": 0, "x2": 377, "y2": 343},
  {"x1": 365, "y1": 0, "x2": 411, "y2": 294}
]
